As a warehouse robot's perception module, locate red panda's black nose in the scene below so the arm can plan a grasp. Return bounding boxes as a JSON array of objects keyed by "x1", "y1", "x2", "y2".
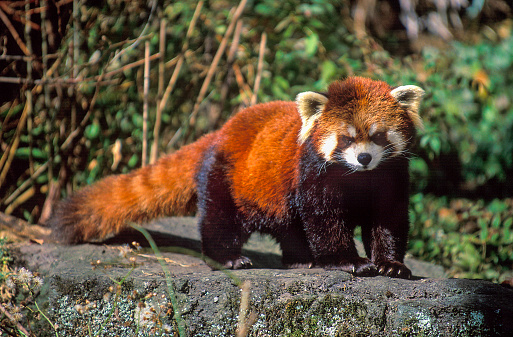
[{"x1": 357, "y1": 153, "x2": 372, "y2": 166}]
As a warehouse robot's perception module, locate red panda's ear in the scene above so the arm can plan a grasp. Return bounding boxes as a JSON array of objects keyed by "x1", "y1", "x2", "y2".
[
  {"x1": 296, "y1": 91, "x2": 329, "y2": 143},
  {"x1": 390, "y1": 85, "x2": 425, "y2": 129}
]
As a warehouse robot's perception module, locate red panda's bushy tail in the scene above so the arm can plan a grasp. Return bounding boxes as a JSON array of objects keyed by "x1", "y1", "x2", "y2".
[{"x1": 48, "y1": 133, "x2": 217, "y2": 243}]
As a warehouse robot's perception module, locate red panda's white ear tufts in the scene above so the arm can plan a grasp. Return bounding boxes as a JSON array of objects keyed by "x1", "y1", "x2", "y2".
[
  {"x1": 391, "y1": 85, "x2": 425, "y2": 129},
  {"x1": 296, "y1": 91, "x2": 329, "y2": 144}
]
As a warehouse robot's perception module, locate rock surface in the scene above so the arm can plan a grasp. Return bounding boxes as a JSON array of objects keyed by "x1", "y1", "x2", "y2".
[{"x1": 13, "y1": 217, "x2": 513, "y2": 336}]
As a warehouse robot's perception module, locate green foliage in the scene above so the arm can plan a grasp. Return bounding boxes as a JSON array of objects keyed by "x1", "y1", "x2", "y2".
[
  {"x1": 0, "y1": 238, "x2": 12, "y2": 283},
  {"x1": 406, "y1": 34, "x2": 513, "y2": 193},
  {"x1": 249, "y1": 0, "x2": 358, "y2": 100},
  {"x1": 409, "y1": 194, "x2": 513, "y2": 282}
]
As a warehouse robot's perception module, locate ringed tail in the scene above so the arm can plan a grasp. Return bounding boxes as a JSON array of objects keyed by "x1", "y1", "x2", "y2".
[{"x1": 48, "y1": 133, "x2": 216, "y2": 243}]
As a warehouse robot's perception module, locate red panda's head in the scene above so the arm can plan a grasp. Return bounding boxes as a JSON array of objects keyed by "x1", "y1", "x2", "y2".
[{"x1": 296, "y1": 77, "x2": 424, "y2": 171}]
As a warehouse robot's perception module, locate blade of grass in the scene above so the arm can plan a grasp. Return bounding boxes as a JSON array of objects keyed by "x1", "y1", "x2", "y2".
[
  {"x1": 130, "y1": 224, "x2": 186, "y2": 336},
  {"x1": 34, "y1": 300, "x2": 59, "y2": 337},
  {"x1": 93, "y1": 268, "x2": 135, "y2": 337},
  {"x1": 130, "y1": 224, "x2": 248, "y2": 335}
]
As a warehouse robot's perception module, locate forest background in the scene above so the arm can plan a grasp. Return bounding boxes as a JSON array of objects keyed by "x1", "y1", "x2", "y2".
[{"x1": 1, "y1": 0, "x2": 513, "y2": 283}]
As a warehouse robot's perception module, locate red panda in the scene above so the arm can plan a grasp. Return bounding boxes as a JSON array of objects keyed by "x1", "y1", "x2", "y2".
[{"x1": 48, "y1": 76, "x2": 424, "y2": 278}]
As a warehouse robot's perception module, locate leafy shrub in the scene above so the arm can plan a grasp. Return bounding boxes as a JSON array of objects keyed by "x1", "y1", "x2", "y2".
[
  {"x1": 406, "y1": 32, "x2": 513, "y2": 195},
  {"x1": 409, "y1": 193, "x2": 513, "y2": 282}
]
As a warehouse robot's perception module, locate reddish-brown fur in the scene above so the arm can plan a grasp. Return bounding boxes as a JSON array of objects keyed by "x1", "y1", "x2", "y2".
[
  {"x1": 223, "y1": 101, "x2": 302, "y2": 218},
  {"x1": 49, "y1": 132, "x2": 216, "y2": 242},
  {"x1": 49, "y1": 77, "x2": 423, "y2": 278}
]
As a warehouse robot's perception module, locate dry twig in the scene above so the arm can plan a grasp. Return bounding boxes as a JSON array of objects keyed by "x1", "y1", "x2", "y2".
[
  {"x1": 0, "y1": 5, "x2": 30, "y2": 56},
  {"x1": 232, "y1": 63, "x2": 253, "y2": 105},
  {"x1": 142, "y1": 41, "x2": 150, "y2": 167},
  {"x1": 150, "y1": 19, "x2": 167, "y2": 164},
  {"x1": 0, "y1": 94, "x2": 31, "y2": 189},
  {"x1": 157, "y1": 1, "x2": 204, "y2": 147},
  {"x1": 218, "y1": 19, "x2": 243, "y2": 118},
  {"x1": 189, "y1": 0, "x2": 248, "y2": 126},
  {"x1": 250, "y1": 32, "x2": 267, "y2": 106},
  {"x1": 159, "y1": 1, "x2": 204, "y2": 114}
]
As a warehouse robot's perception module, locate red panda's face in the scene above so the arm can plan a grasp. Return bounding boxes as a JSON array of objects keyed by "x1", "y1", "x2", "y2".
[
  {"x1": 318, "y1": 122, "x2": 408, "y2": 171},
  {"x1": 297, "y1": 77, "x2": 424, "y2": 172}
]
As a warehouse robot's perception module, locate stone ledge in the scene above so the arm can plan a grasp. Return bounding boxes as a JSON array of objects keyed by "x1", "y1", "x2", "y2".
[{"x1": 13, "y1": 217, "x2": 513, "y2": 336}]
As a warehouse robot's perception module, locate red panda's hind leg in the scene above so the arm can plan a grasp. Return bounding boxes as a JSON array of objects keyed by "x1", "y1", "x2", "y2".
[{"x1": 196, "y1": 149, "x2": 252, "y2": 270}]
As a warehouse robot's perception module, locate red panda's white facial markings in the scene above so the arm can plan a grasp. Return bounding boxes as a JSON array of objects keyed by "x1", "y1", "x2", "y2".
[
  {"x1": 319, "y1": 132, "x2": 338, "y2": 161},
  {"x1": 347, "y1": 125, "x2": 357, "y2": 138},
  {"x1": 386, "y1": 129, "x2": 407, "y2": 155}
]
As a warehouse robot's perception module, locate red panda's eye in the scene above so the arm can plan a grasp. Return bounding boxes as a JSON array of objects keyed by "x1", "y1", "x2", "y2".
[
  {"x1": 371, "y1": 132, "x2": 388, "y2": 146},
  {"x1": 342, "y1": 136, "x2": 354, "y2": 145}
]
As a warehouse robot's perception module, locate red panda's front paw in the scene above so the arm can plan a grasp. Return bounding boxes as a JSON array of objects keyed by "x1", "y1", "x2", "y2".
[
  {"x1": 320, "y1": 257, "x2": 378, "y2": 277},
  {"x1": 222, "y1": 256, "x2": 253, "y2": 270},
  {"x1": 376, "y1": 261, "x2": 411, "y2": 279}
]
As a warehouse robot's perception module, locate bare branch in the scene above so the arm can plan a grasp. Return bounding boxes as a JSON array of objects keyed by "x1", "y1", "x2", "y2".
[
  {"x1": 142, "y1": 41, "x2": 150, "y2": 167},
  {"x1": 189, "y1": 0, "x2": 248, "y2": 126},
  {"x1": 158, "y1": 0, "x2": 204, "y2": 115},
  {"x1": 250, "y1": 32, "x2": 266, "y2": 106}
]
